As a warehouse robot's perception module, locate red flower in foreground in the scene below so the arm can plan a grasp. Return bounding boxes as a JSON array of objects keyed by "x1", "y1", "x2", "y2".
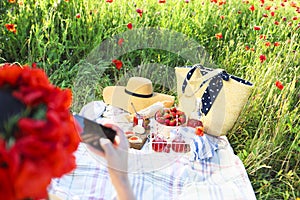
[
  {"x1": 215, "y1": 32, "x2": 223, "y2": 39},
  {"x1": 158, "y1": 0, "x2": 166, "y2": 3},
  {"x1": 245, "y1": 46, "x2": 250, "y2": 51},
  {"x1": 259, "y1": 54, "x2": 266, "y2": 63},
  {"x1": 136, "y1": 8, "x2": 143, "y2": 17},
  {"x1": 5, "y1": 24, "x2": 17, "y2": 34},
  {"x1": 106, "y1": 0, "x2": 113, "y2": 2},
  {"x1": 254, "y1": 26, "x2": 261, "y2": 30},
  {"x1": 76, "y1": 13, "x2": 81, "y2": 18},
  {"x1": 112, "y1": 59, "x2": 123, "y2": 70},
  {"x1": 275, "y1": 81, "x2": 284, "y2": 90},
  {"x1": 118, "y1": 38, "x2": 124, "y2": 46},
  {"x1": 274, "y1": 21, "x2": 280, "y2": 25},
  {"x1": 127, "y1": 22, "x2": 133, "y2": 30},
  {"x1": 0, "y1": 64, "x2": 80, "y2": 200}
]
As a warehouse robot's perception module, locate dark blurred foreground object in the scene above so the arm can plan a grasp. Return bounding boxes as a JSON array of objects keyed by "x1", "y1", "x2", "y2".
[{"x1": 0, "y1": 90, "x2": 26, "y2": 132}]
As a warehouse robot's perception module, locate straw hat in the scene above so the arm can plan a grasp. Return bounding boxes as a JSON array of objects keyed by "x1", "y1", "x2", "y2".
[{"x1": 103, "y1": 77, "x2": 175, "y2": 114}]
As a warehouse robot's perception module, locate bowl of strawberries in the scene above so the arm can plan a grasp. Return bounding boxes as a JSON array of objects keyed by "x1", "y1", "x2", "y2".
[{"x1": 154, "y1": 107, "x2": 186, "y2": 138}]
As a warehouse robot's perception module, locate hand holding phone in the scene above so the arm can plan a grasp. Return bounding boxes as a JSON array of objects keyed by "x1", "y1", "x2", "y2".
[{"x1": 74, "y1": 114, "x2": 117, "y2": 152}]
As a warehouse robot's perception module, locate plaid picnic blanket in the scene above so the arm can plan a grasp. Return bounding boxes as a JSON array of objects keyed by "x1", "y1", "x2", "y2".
[{"x1": 48, "y1": 102, "x2": 256, "y2": 200}]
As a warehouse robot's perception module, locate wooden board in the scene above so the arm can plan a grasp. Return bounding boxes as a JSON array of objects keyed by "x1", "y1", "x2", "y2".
[{"x1": 128, "y1": 131, "x2": 149, "y2": 150}]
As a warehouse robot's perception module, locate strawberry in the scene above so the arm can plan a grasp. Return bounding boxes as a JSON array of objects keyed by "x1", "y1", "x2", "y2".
[
  {"x1": 163, "y1": 113, "x2": 172, "y2": 119},
  {"x1": 156, "y1": 118, "x2": 165, "y2": 124},
  {"x1": 170, "y1": 107, "x2": 177, "y2": 112},
  {"x1": 164, "y1": 119, "x2": 170, "y2": 126},
  {"x1": 169, "y1": 119, "x2": 177, "y2": 126},
  {"x1": 178, "y1": 116, "x2": 186, "y2": 124}
]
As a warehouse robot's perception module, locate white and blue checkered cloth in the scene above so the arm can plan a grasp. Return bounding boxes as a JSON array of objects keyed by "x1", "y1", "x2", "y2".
[{"x1": 48, "y1": 102, "x2": 256, "y2": 200}]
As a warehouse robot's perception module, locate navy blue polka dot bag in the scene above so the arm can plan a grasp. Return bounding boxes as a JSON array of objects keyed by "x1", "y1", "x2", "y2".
[{"x1": 175, "y1": 64, "x2": 253, "y2": 136}]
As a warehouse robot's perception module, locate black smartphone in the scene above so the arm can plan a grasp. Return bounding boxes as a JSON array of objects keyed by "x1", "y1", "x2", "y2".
[{"x1": 74, "y1": 114, "x2": 117, "y2": 152}]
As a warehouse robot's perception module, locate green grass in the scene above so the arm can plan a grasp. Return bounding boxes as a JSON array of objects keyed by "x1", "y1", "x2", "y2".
[{"x1": 1, "y1": 0, "x2": 299, "y2": 199}]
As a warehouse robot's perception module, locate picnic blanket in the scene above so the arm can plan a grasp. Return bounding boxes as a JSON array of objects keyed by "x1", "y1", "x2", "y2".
[{"x1": 48, "y1": 101, "x2": 256, "y2": 200}]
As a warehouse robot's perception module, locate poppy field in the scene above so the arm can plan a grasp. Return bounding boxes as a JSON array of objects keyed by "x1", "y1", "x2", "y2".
[{"x1": 0, "y1": 0, "x2": 299, "y2": 199}]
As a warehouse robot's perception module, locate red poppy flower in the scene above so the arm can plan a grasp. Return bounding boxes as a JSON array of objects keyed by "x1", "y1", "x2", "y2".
[
  {"x1": 112, "y1": 59, "x2": 123, "y2": 70},
  {"x1": 118, "y1": 38, "x2": 124, "y2": 46},
  {"x1": 127, "y1": 22, "x2": 133, "y2": 30},
  {"x1": 249, "y1": 5, "x2": 255, "y2": 11},
  {"x1": 245, "y1": 46, "x2": 250, "y2": 51},
  {"x1": 281, "y1": 2, "x2": 285, "y2": 7},
  {"x1": 265, "y1": 5, "x2": 271, "y2": 10},
  {"x1": 265, "y1": 41, "x2": 271, "y2": 47},
  {"x1": 158, "y1": 0, "x2": 166, "y2": 3},
  {"x1": 260, "y1": 0, "x2": 264, "y2": 4},
  {"x1": 76, "y1": 13, "x2": 81, "y2": 18},
  {"x1": 270, "y1": 11, "x2": 275, "y2": 17},
  {"x1": 136, "y1": 8, "x2": 143, "y2": 17},
  {"x1": 5, "y1": 24, "x2": 17, "y2": 34},
  {"x1": 290, "y1": 1, "x2": 297, "y2": 7},
  {"x1": 218, "y1": 0, "x2": 226, "y2": 6},
  {"x1": 282, "y1": 17, "x2": 287, "y2": 21},
  {"x1": 254, "y1": 26, "x2": 261, "y2": 30},
  {"x1": 275, "y1": 81, "x2": 284, "y2": 90},
  {"x1": 106, "y1": 0, "x2": 113, "y2": 2},
  {"x1": 292, "y1": 16, "x2": 298, "y2": 20},
  {"x1": 242, "y1": 0, "x2": 249, "y2": 4},
  {"x1": 250, "y1": 48, "x2": 255, "y2": 52},
  {"x1": 215, "y1": 33, "x2": 223, "y2": 39},
  {"x1": 274, "y1": 42, "x2": 280, "y2": 47},
  {"x1": 259, "y1": 54, "x2": 266, "y2": 63},
  {"x1": 274, "y1": 21, "x2": 279, "y2": 25},
  {"x1": 262, "y1": 13, "x2": 268, "y2": 18},
  {"x1": 8, "y1": 0, "x2": 16, "y2": 3},
  {"x1": 237, "y1": 10, "x2": 242, "y2": 14},
  {"x1": 220, "y1": 15, "x2": 225, "y2": 20}
]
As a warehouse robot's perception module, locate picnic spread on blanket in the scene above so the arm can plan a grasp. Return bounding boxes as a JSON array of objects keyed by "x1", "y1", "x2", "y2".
[{"x1": 49, "y1": 65, "x2": 256, "y2": 200}]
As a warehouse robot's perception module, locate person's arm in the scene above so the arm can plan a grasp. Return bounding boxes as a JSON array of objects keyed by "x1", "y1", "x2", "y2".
[{"x1": 99, "y1": 124, "x2": 135, "y2": 200}]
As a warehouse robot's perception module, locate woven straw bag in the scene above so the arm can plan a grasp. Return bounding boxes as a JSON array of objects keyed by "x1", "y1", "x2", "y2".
[{"x1": 175, "y1": 64, "x2": 253, "y2": 136}]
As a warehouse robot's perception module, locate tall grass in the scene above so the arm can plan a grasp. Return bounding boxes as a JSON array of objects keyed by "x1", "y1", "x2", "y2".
[{"x1": 1, "y1": 0, "x2": 299, "y2": 199}]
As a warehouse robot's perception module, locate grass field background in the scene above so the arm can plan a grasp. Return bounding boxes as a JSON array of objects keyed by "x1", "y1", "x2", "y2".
[{"x1": 1, "y1": 0, "x2": 299, "y2": 199}]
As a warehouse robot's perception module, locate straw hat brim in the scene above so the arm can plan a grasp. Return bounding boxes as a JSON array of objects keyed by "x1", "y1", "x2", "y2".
[{"x1": 103, "y1": 86, "x2": 175, "y2": 114}]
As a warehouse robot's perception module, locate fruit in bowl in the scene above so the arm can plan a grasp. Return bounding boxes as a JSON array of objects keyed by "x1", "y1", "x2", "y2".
[
  {"x1": 151, "y1": 135, "x2": 167, "y2": 152},
  {"x1": 155, "y1": 107, "x2": 186, "y2": 126},
  {"x1": 154, "y1": 107, "x2": 186, "y2": 138},
  {"x1": 171, "y1": 135, "x2": 186, "y2": 153}
]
